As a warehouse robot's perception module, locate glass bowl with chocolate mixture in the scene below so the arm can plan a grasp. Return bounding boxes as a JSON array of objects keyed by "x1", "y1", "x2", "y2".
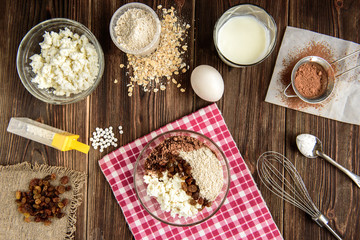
[{"x1": 134, "y1": 130, "x2": 230, "y2": 226}]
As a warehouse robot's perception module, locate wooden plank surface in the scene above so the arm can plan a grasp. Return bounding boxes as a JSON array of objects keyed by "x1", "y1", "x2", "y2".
[{"x1": 0, "y1": 0, "x2": 359, "y2": 239}]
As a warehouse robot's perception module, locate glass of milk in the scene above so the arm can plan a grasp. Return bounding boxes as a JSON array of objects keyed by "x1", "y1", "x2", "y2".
[{"x1": 213, "y1": 4, "x2": 277, "y2": 67}]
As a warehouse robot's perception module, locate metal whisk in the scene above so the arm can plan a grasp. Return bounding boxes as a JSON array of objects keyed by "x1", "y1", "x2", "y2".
[{"x1": 257, "y1": 151, "x2": 342, "y2": 240}]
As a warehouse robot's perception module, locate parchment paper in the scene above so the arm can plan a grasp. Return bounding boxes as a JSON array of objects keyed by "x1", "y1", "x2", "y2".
[{"x1": 265, "y1": 26, "x2": 360, "y2": 125}]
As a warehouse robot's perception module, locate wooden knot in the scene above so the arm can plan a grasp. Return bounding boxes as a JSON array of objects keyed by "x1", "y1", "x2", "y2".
[
  {"x1": 335, "y1": 0, "x2": 343, "y2": 8},
  {"x1": 326, "y1": 209, "x2": 335, "y2": 220}
]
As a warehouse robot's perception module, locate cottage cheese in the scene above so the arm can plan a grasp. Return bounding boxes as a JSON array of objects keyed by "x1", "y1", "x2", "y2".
[
  {"x1": 144, "y1": 171, "x2": 201, "y2": 218},
  {"x1": 29, "y1": 28, "x2": 99, "y2": 96}
]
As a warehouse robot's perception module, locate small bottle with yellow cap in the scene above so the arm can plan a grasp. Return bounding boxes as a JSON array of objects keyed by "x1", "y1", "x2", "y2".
[{"x1": 7, "y1": 117, "x2": 90, "y2": 154}]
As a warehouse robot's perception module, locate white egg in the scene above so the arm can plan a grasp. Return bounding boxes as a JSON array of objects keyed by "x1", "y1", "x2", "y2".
[{"x1": 190, "y1": 65, "x2": 224, "y2": 102}]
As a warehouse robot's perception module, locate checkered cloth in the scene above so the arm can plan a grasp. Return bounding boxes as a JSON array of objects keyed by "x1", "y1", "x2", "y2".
[{"x1": 99, "y1": 104, "x2": 282, "y2": 240}]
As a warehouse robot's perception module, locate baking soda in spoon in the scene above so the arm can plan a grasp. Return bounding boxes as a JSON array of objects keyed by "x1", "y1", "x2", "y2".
[
  {"x1": 296, "y1": 134, "x2": 317, "y2": 157},
  {"x1": 296, "y1": 133, "x2": 360, "y2": 188},
  {"x1": 7, "y1": 117, "x2": 90, "y2": 154}
]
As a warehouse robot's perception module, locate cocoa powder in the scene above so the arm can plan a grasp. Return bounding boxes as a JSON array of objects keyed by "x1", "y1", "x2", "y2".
[
  {"x1": 294, "y1": 62, "x2": 328, "y2": 99},
  {"x1": 280, "y1": 41, "x2": 336, "y2": 108},
  {"x1": 144, "y1": 136, "x2": 205, "y2": 173}
]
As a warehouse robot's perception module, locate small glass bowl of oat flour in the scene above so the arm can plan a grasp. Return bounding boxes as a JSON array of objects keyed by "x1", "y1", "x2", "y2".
[
  {"x1": 134, "y1": 130, "x2": 230, "y2": 226},
  {"x1": 110, "y1": 3, "x2": 161, "y2": 56}
]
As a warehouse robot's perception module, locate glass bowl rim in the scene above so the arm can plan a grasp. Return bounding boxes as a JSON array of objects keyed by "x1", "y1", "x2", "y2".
[
  {"x1": 133, "y1": 129, "x2": 231, "y2": 227},
  {"x1": 16, "y1": 18, "x2": 105, "y2": 105}
]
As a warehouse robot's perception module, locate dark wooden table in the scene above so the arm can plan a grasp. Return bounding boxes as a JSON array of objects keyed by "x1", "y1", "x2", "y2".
[{"x1": 1, "y1": 0, "x2": 359, "y2": 239}]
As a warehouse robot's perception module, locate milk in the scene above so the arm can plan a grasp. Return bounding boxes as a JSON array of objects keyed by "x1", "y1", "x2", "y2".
[{"x1": 217, "y1": 15, "x2": 270, "y2": 65}]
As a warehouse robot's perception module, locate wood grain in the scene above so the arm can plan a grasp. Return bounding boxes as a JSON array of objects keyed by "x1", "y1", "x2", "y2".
[{"x1": 0, "y1": 0, "x2": 359, "y2": 239}]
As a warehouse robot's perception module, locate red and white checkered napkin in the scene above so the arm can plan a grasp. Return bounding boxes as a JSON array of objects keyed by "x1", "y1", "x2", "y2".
[{"x1": 99, "y1": 104, "x2": 282, "y2": 240}]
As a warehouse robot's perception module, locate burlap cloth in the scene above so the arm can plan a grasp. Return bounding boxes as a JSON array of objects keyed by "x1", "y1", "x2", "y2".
[{"x1": 0, "y1": 162, "x2": 86, "y2": 240}]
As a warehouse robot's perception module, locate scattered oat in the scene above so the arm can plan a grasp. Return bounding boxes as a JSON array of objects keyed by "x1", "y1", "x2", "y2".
[
  {"x1": 120, "y1": 64, "x2": 125, "y2": 68},
  {"x1": 160, "y1": 85, "x2": 166, "y2": 91},
  {"x1": 172, "y1": 79, "x2": 177, "y2": 84},
  {"x1": 157, "y1": 5, "x2": 162, "y2": 9},
  {"x1": 153, "y1": 88, "x2": 159, "y2": 92},
  {"x1": 122, "y1": 6, "x2": 190, "y2": 96},
  {"x1": 114, "y1": 79, "x2": 118, "y2": 84},
  {"x1": 182, "y1": 68, "x2": 187, "y2": 73},
  {"x1": 177, "y1": 83, "x2": 181, "y2": 88},
  {"x1": 180, "y1": 88, "x2": 186, "y2": 92}
]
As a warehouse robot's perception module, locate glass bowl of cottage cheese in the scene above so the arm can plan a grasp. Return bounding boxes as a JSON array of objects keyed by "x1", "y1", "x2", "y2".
[
  {"x1": 16, "y1": 18, "x2": 104, "y2": 104},
  {"x1": 134, "y1": 130, "x2": 230, "y2": 226}
]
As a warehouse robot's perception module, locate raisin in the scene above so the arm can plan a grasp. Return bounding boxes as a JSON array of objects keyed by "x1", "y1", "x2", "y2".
[
  {"x1": 62, "y1": 198, "x2": 69, "y2": 206},
  {"x1": 43, "y1": 175, "x2": 52, "y2": 181},
  {"x1": 57, "y1": 185, "x2": 65, "y2": 194},
  {"x1": 56, "y1": 212, "x2": 65, "y2": 218},
  {"x1": 188, "y1": 185, "x2": 197, "y2": 193},
  {"x1": 185, "y1": 177, "x2": 193, "y2": 185},
  {"x1": 60, "y1": 176, "x2": 69, "y2": 185},
  {"x1": 44, "y1": 220, "x2": 52, "y2": 226},
  {"x1": 29, "y1": 178, "x2": 40, "y2": 187},
  {"x1": 50, "y1": 173, "x2": 56, "y2": 180},
  {"x1": 192, "y1": 192, "x2": 199, "y2": 200},
  {"x1": 16, "y1": 191, "x2": 21, "y2": 200},
  {"x1": 178, "y1": 164, "x2": 183, "y2": 172},
  {"x1": 33, "y1": 194, "x2": 41, "y2": 200},
  {"x1": 189, "y1": 199, "x2": 197, "y2": 205},
  {"x1": 181, "y1": 182, "x2": 187, "y2": 191},
  {"x1": 33, "y1": 204, "x2": 40, "y2": 209},
  {"x1": 45, "y1": 209, "x2": 52, "y2": 216}
]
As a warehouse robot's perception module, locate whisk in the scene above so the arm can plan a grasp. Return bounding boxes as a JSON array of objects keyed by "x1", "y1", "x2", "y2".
[{"x1": 257, "y1": 151, "x2": 342, "y2": 240}]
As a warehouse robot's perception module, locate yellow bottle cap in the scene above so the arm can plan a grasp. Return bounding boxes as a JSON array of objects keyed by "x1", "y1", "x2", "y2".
[{"x1": 52, "y1": 133, "x2": 90, "y2": 154}]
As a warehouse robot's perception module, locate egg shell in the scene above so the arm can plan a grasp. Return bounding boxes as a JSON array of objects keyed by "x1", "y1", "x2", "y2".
[{"x1": 190, "y1": 65, "x2": 224, "y2": 102}]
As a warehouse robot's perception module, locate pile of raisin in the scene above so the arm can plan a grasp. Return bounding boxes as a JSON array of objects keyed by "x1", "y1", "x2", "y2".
[
  {"x1": 15, "y1": 173, "x2": 71, "y2": 225},
  {"x1": 163, "y1": 157, "x2": 212, "y2": 209}
]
